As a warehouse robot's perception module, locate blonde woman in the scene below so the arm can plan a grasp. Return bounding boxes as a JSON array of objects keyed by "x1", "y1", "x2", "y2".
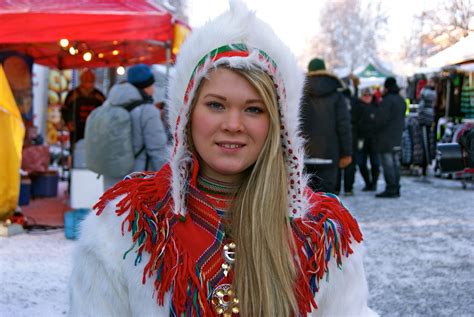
[{"x1": 69, "y1": 2, "x2": 377, "y2": 316}]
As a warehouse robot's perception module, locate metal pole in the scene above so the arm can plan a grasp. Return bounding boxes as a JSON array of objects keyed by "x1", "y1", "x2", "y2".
[
  {"x1": 165, "y1": 41, "x2": 171, "y2": 100},
  {"x1": 445, "y1": 78, "x2": 451, "y2": 120}
]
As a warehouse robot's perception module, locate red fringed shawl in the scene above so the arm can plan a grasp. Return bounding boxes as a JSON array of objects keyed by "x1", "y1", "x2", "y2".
[{"x1": 94, "y1": 164, "x2": 363, "y2": 316}]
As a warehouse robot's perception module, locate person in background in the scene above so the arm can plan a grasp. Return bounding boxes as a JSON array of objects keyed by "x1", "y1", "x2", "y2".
[
  {"x1": 335, "y1": 82, "x2": 358, "y2": 196},
  {"x1": 417, "y1": 77, "x2": 437, "y2": 178},
  {"x1": 301, "y1": 57, "x2": 353, "y2": 194},
  {"x1": 62, "y1": 69, "x2": 105, "y2": 146},
  {"x1": 353, "y1": 88, "x2": 380, "y2": 191},
  {"x1": 375, "y1": 77, "x2": 407, "y2": 198},
  {"x1": 69, "y1": 2, "x2": 377, "y2": 316},
  {"x1": 373, "y1": 86, "x2": 382, "y2": 104},
  {"x1": 101, "y1": 64, "x2": 169, "y2": 190}
]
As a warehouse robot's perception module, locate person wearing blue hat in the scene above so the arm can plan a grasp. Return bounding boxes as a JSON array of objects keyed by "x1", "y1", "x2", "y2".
[
  {"x1": 85, "y1": 63, "x2": 169, "y2": 190},
  {"x1": 127, "y1": 63, "x2": 156, "y2": 90}
]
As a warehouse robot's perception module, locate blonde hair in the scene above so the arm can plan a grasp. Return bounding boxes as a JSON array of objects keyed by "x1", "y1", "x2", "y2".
[{"x1": 189, "y1": 67, "x2": 298, "y2": 316}]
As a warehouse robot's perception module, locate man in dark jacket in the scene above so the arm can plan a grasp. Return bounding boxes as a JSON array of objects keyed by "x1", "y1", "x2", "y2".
[
  {"x1": 62, "y1": 69, "x2": 105, "y2": 145},
  {"x1": 375, "y1": 77, "x2": 407, "y2": 198},
  {"x1": 353, "y1": 88, "x2": 380, "y2": 191},
  {"x1": 301, "y1": 58, "x2": 352, "y2": 194}
]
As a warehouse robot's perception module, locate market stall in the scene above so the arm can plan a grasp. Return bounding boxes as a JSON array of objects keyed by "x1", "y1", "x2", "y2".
[
  {"x1": 355, "y1": 62, "x2": 394, "y2": 89},
  {"x1": 0, "y1": 0, "x2": 190, "y2": 223}
]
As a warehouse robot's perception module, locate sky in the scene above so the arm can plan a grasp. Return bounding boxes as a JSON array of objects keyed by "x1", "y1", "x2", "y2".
[{"x1": 186, "y1": 0, "x2": 434, "y2": 73}]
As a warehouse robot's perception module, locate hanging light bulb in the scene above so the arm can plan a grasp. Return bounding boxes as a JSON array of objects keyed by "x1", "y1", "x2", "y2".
[
  {"x1": 97, "y1": 53, "x2": 104, "y2": 58},
  {"x1": 69, "y1": 46, "x2": 76, "y2": 55},
  {"x1": 116, "y1": 66, "x2": 125, "y2": 75},
  {"x1": 112, "y1": 50, "x2": 119, "y2": 56},
  {"x1": 59, "y1": 39, "x2": 69, "y2": 48},
  {"x1": 83, "y1": 51, "x2": 93, "y2": 62}
]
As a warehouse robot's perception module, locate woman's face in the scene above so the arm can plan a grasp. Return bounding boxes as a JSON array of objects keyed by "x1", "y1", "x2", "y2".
[
  {"x1": 361, "y1": 94, "x2": 372, "y2": 104},
  {"x1": 191, "y1": 68, "x2": 270, "y2": 183}
]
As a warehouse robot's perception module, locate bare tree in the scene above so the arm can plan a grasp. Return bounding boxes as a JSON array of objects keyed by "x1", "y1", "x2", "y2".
[
  {"x1": 307, "y1": 0, "x2": 388, "y2": 71},
  {"x1": 403, "y1": 0, "x2": 473, "y2": 66}
]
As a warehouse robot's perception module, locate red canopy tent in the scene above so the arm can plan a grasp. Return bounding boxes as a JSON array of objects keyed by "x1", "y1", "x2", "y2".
[{"x1": 0, "y1": 0, "x2": 181, "y2": 69}]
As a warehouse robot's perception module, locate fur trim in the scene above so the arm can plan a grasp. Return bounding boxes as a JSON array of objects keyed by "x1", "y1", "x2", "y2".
[
  {"x1": 307, "y1": 70, "x2": 347, "y2": 88},
  {"x1": 167, "y1": 0, "x2": 309, "y2": 218}
]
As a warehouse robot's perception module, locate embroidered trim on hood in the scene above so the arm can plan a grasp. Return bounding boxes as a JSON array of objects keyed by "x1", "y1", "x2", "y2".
[{"x1": 167, "y1": 0, "x2": 309, "y2": 218}]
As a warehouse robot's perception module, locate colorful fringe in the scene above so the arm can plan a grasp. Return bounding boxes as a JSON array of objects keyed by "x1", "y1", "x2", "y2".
[
  {"x1": 291, "y1": 191, "x2": 363, "y2": 315},
  {"x1": 94, "y1": 165, "x2": 363, "y2": 316}
]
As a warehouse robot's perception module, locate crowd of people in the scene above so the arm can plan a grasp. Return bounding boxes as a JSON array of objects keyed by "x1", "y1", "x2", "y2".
[{"x1": 301, "y1": 59, "x2": 407, "y2": 198}]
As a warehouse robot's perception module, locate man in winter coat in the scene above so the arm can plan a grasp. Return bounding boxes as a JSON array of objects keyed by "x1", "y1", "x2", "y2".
[
  {"x1": 352, "y1": 88, "x2": 380, "y2": 191},
  {"x1": 102, "y1": 64, "x2": 169, "y2": 189},
  {"x1": 62, "y1": 69, "x2": 105, "y2": 146},
  {"x1": 375, "y1": 77, "x2": 407, "y2": 198},
  {"x1": 301, "y1": 58, "x2": 352, "y2": 194}
]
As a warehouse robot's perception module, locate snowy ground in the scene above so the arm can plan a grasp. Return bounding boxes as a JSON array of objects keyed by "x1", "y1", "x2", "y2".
[{"x1": 1, "y1": 173, "x2": 473, "y2": 316}]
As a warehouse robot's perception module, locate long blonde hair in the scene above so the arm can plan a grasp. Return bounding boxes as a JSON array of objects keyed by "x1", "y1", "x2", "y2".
[
  {"x1": 230, "y1": 68, "x2": 297, "y2": 316},
  {"x1": 189, "y1": 67, "x2": 298, "y2": 316}
]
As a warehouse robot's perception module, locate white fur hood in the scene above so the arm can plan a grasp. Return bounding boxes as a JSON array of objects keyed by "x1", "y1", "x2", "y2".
[{"x1": 166, "y1": 0, "x2": 309, "y2": 218}]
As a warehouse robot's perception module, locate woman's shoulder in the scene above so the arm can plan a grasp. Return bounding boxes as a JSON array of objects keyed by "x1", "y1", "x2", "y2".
[
  {"x1": 290, "y1": 190, "x2": 366, "y2": 314},
  {"x1": 291, "y1": 189, "x2": 363, "y2": 272},
  {"x1": 94, "y1": 164, "x2": 172, "y2": 218},
  {"x1": 294, "y1": 190, "x2": 361, "y2": 230}
]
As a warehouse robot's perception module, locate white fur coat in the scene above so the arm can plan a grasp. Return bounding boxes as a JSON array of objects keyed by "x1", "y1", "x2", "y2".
[{"x1": 68, "y1": 197, "x2": 378, "y2": 317}]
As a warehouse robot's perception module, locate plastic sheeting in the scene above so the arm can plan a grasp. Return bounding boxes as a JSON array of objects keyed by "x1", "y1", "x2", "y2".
[{"x1": 0, "y1": 65, "x2": 25, "y2": 219}]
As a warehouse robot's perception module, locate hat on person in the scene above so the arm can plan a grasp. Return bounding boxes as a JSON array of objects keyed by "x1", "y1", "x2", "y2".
[
  {"x1": 168, "y1": 0, "x2": 308, "y2": 218},
  {"x1": 307, "y1": 58, "x2": 326, "y2": 72},
  {"x1": 360, "y1": 87, "x2": 372, "y2": 96},
  {"x1": 384, "y1": 77, "x2": 399, "y2": 90},
  {"x1": 127, "y1": 64, "x2": 155, "y2": 89}
]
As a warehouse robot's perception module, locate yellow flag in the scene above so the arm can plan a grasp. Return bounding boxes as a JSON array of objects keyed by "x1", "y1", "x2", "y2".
[{"x1": 0, "y1": 64, "x2": 25, "y2": 220}]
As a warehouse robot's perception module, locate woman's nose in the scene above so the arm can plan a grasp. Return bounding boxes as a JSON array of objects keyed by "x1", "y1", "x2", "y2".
[{"x1": 222, "y1": 110, "x2": 244, "y2": 132}]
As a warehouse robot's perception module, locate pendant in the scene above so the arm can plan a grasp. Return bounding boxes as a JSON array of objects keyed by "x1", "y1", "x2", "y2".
[
  {"x1": 212, "y1": 284, "x2": 240, "y2": 316},
  {"x1": 222, "y1": 242, "x2": 236, "y2": 277}
]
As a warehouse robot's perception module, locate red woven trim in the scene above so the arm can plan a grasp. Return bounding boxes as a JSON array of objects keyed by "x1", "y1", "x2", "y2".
[
  {"x1": 292, "y1": 191, "x2": 363, "y2": 314},
  {"x1": 94, "y1": 165, "x2": 171, "y2": 218},
  {"x1": 93, "y1": 164, "x2": 220, "y2": 316}
]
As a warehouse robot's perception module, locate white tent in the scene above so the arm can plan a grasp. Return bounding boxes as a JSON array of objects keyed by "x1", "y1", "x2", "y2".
[{"x1": 426, "y1": 34, "x2": 474, "y2": 67}]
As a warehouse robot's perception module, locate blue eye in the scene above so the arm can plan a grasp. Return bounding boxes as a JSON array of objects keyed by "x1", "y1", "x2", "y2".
[
  {"x1": 246, "y1": 106, "x2": 264, "y2": 114},
  {"x1": 206, "y1": 102, "x2": 224, "y2": 110}
]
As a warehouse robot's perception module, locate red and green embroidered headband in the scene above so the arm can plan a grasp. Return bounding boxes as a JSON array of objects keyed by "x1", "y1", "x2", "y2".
[{"x1": 183, "y1": 43, "x2": 278, "y2": 105}]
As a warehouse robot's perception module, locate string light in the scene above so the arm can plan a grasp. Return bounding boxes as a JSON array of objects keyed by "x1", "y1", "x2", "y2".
[
  {"x1": 112, "y1": 50, "x2": 119, "y2": 56},
  {"x1": 83, "y1": 51, "x2": 93, "y2": 62},
  {"x1": 59, "y1": 39, "x2": 69, "y2": 48},
  {"x1": 97, "y1": 53, "x2": 104, "y2": 58},
  {"x1": 69, "y1": 47, "x2": 76, "y2": 55},
  {"x1": 116, "y1": 66, "x2": 125, "y2": 75}
]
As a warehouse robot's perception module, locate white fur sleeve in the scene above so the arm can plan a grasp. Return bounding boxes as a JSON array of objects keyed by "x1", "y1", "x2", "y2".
[
  {"x1": 310, "y1": 242, "x2": 379, "y2": 317},
  {"x1": 68, "y1": 198, "x2": 132, "y2": 317}
]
